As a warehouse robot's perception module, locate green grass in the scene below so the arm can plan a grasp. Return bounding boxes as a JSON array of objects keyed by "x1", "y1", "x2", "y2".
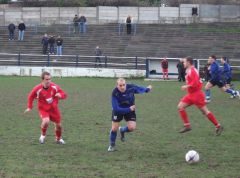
[{"x1": 0, "y1": 76, "x2": 240, "y2": 178}]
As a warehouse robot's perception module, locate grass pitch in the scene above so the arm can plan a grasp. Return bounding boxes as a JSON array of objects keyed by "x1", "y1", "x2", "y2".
[{"x1": 0, "y1": 76, "x2": 239, "y2": 178}]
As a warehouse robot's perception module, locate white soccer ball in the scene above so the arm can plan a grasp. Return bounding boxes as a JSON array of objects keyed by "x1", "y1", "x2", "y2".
[{"x1": 185, "y1": 150, "x2": 200, "y2": 164}]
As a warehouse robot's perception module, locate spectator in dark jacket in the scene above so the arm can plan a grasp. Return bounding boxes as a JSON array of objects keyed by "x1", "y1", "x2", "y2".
[
  {"x1": 79, "y1": 15, "x2": 87, "y2": 33},
  {"x1": 177, "y1": 58, "x2": 186, "y2": 82},
  {"x1": 94, "y1": 46, "x2": 102, "y2": 67},
  {"x1": 126, "y1": 16, "x2": 132, "y2": 34},
  {"x1": 18, "y1": 21, "x2": 26, "y2": 41},
  {"x1": 48, "y1": 35, "x2": 55, "y2": 54},
  {"x1": 41, "y1": 33, "x2": 48, "y2": 55},
  {"x1": 73, "y1": 14, "x2": 79, "y2": 34},
  {"x1": 56, "y1": 35, "x2": 63, "y2": 56},
  {"x1": 8, "y1": 23, "x2": 16, "y2": 40}
]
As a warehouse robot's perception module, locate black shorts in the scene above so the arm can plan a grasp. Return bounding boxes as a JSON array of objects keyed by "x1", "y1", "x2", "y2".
[
  {"x1": 112, "y1": 111, "x2": 136, "y2": 122},
  {"x1": 225, "y1": 78, "x2": 232, "y2": 85},
  {"x1": 210, "y1": 79, "x2": 224, "y2": 88}
]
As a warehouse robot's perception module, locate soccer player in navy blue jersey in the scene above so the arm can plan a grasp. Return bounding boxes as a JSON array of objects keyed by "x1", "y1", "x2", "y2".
[
  {"x1": 205, "y1": 55, "x2": 239, "y2": 103},
  {"x1": 108, "y1": 78, "x2": 152, "y2": 152},
  {"x1": 221, "y1": 57, "x2": 232, "y2": 87}
]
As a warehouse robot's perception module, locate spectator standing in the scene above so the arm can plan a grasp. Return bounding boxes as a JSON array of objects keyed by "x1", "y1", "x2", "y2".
[
  {"x1": 126, "y1": 16, "x2": 132, "y2": 34},
  {"x1": 79, "y1": 15, "x2": 86, "y2": 33},
  {"x1": 8, "y1": 23, "x2": 16, "y2": 40},
  {"x1": 56, "y1": 35, "x2": 63, "y2": 56},
  {"x1": 48, "y1": 35, "x2": 55, "y2": 55},
  {"x1": 161, "y1": 57, "x2": 169, "y2": 80},
  {"x1": 41, "y1": 33, "x2": 49, "y2": 55},
  {"x1": 94, "y1": 46, "x2": 102, "y2": 67},
  {"x1": 18, "y1": 21, "x2": 26, "y2": 41},
  {"x1": 192, "y1": 6, "x2": 198, "y2": 16},
  {"x1": 73, "y1": 14, "x2": 79, "y2": 34},
  {"x1": 177, "y1": 58, "x2": 185, "y2": 82}
]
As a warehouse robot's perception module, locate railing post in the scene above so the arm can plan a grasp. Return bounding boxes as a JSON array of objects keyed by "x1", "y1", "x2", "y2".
[
  {"x1": 135, "y1": 56, "x2": 138, "y2": 69},
  {"x1": 47, "y1": 54, "x2": 50, "y2": 67},
  {"x1": 105, "y1": 56, "x2": 108, "y2": 68},
  {"x1": 18, "y1": 52, "x2": 21, "y2": 66},
  {"x1": 76, "y1": 55, "x2": 79, "y2": 67},
  {"x1": 146, "y1": 58, "x2": 149, "y2": 78}
]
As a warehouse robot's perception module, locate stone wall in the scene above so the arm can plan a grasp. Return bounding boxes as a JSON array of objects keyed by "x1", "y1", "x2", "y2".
[{"x1": 0, "y1": 4, "x2": 239, "y2": 25}]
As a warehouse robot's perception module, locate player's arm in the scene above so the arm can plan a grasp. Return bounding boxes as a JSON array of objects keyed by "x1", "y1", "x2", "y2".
[
  {"x1": 25, "y1": 87, "x2": 37, "y2": 113},
  {"x1": 55, "y1": 85, "x2": 67, "y2": 99},
  {"x1": 132, "y1": 84, "x2": 152, "y2": 94},
  {"x1": 112, "y1": 96, "x2": 133, "y2": 114}
]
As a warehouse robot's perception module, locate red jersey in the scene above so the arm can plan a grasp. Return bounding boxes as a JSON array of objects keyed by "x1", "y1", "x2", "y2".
[
  {"x1": 185, "y1": 66, "x2": 202, "y2": 93},
  {"x1": 161, "y1": 59, "x2": 168, "y2": 69},
  {"x1": 27, "y1": 82, "x2": 67, "y2": 111}
]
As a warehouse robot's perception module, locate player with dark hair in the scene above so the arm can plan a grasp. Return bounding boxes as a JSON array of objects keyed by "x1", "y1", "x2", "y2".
[
  {"x1": 161, "y1": 57, "x2": 169, "y2": 80},
  {"x1": 24, "y1": 71, "x2": 67, "y2": 144},
  {"x1": 108, "y1": 78, "x2": 152, "y2": 152},
  {"x1": 178, "y1": 57, "x2": 223, "y2": 135},
  {"x1": 205, "y1": 55, "x2": 239, "y2": 103}
]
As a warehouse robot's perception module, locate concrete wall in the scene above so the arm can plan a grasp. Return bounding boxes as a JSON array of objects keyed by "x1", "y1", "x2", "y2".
[
  {"x1": 0, "y1": 4, "x2": 239, "y2": 25},
  {"x1": 0, "y1": 66, "x2": 145, "y2": 78}
]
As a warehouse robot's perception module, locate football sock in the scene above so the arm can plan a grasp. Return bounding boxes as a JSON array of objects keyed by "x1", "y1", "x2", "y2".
[
  {"x1": 207, "y1": 112, "x2": 220, "y2": 128},
  {"x1": 225, "y1": 88, "x2": 235, "y2": 96},
  {"x1": 120, "y1": 126, "x2": 130, "y2": 133},
  {"x1": 205, "y1": 90, "x2": 211, "y2": 99},
  {"x1": 55, "y1": 126, "x2": 62, "y2": 140},
  {"x1": 178, "y1": 109, "x2": 190, "y2": 127},
  {"x1": 110, "y1": 130, "x2": 117, "y2": 146},
  {"x1": 41, "y1": 125, "x2": 48, "y2": 136}
]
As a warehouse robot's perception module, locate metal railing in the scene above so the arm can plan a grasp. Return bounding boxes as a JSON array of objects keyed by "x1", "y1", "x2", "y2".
[{"x1": 0, "y1": 52, "x2": 146, "y2": 70}]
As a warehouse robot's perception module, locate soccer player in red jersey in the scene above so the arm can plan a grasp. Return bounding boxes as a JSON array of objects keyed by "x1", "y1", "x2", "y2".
[
  {"x1": 24, "y1": 71, "x2": 67, "y2": 144},
  {"x1": 177, "y1": 57, "x2": 223, "y2": 135},
  {"x1": 161, "y1": 57, "x2": 169, "y2": 80}
]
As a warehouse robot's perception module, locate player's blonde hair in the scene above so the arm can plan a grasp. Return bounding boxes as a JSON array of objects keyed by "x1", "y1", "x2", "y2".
[{"x1": 116, "y1": 78, "x2": 126, "y2": 85}]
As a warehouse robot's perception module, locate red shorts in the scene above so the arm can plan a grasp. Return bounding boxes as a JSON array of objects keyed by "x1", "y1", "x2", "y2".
[
  {"x1": 180, "y1": 91, "x2": 206, "y2": 108},
  {"x1": 39, "y1": 108, "x2": 61, "y2": 123},
  {"x1": 162, "y1": 68, "x2": 168, "y2": 73}
]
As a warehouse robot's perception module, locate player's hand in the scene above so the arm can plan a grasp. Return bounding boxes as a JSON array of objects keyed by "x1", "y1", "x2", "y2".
[
  {"x1": 55, "y1": 93, "x2": 62, "y2": 98},
  {"x1": 24, "y1": 108, "x2": 31, "y2": 114},
  {"x1": 147, "y1": 85, "x2": 152, "y2": 92},
  {"x1": 181, "y1": 85, "x2": 188, "y2": 91},
  {"x1": 130, "y1": 105, "x2": 136, "y2": 111}
]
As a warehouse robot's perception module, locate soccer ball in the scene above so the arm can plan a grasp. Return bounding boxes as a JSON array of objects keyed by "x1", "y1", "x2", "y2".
[{"x1": 185, "y1": 150, "x2": 200, "y2": 164}]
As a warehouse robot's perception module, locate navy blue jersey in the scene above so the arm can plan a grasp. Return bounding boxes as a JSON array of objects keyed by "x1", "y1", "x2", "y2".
[
  {"x1": 111, "y1": 84, "x2": 150, "y2": 114},
  {"x1": 222, "y1": 63, "x2": 232, "y2": 79},
  {"x1": 210, "y1": 61, "x2": 222, "y2": 81}
]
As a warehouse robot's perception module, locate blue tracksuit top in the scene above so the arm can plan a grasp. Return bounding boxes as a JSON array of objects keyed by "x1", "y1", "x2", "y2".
[
  {"x1": 222, "y1": 63, "x2": 232, "y2": 79},
  {"x1": 210, "y1": 61, "x2": 222, "y2": 81},
  {"x1": 112, "y1": 84, "x2": 150, "y2": 114}
]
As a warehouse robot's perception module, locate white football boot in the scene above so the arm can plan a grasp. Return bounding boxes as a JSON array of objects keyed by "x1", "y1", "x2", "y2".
[
  {"x1": 56, "y1": 138, "x2": 65, "y2": 144},
  {"x1": 39, "y1": 135, "x2": 46, "y2": 144}
]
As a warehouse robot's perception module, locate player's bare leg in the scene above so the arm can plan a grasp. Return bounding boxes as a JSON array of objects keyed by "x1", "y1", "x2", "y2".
[
  {"x1": 178, "y1": 102, "x2": 192, "y2": 133},
  {"x1": 199, "y1": 106, "x2": 223, "y2": 136},
  {"x1": 119, "y1": 121, "x2": 136, "y2": 142},
  {"x1": 55, "y1": 122, "x2": 65, "y2": 144},
  {"x1": 39, "y1": 117, "x2": 50, "y2": 144},
  {"x1": 108, "y1": 122, "x2": 119, "y2": 152}
]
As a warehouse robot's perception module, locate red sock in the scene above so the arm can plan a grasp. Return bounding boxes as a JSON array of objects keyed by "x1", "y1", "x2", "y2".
[
  {"x1": 178, "y1": 109, "x2": 190, "y2": 127},
  {"x1": 207, "y1": 112, "x2": 220, "y2": 128},
  {"x1": 41, "y1": 126, "x2": 48, "y2": 136},
  {"x1": 55, "y1": 128, "x2": 62, "y2": 140}
]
